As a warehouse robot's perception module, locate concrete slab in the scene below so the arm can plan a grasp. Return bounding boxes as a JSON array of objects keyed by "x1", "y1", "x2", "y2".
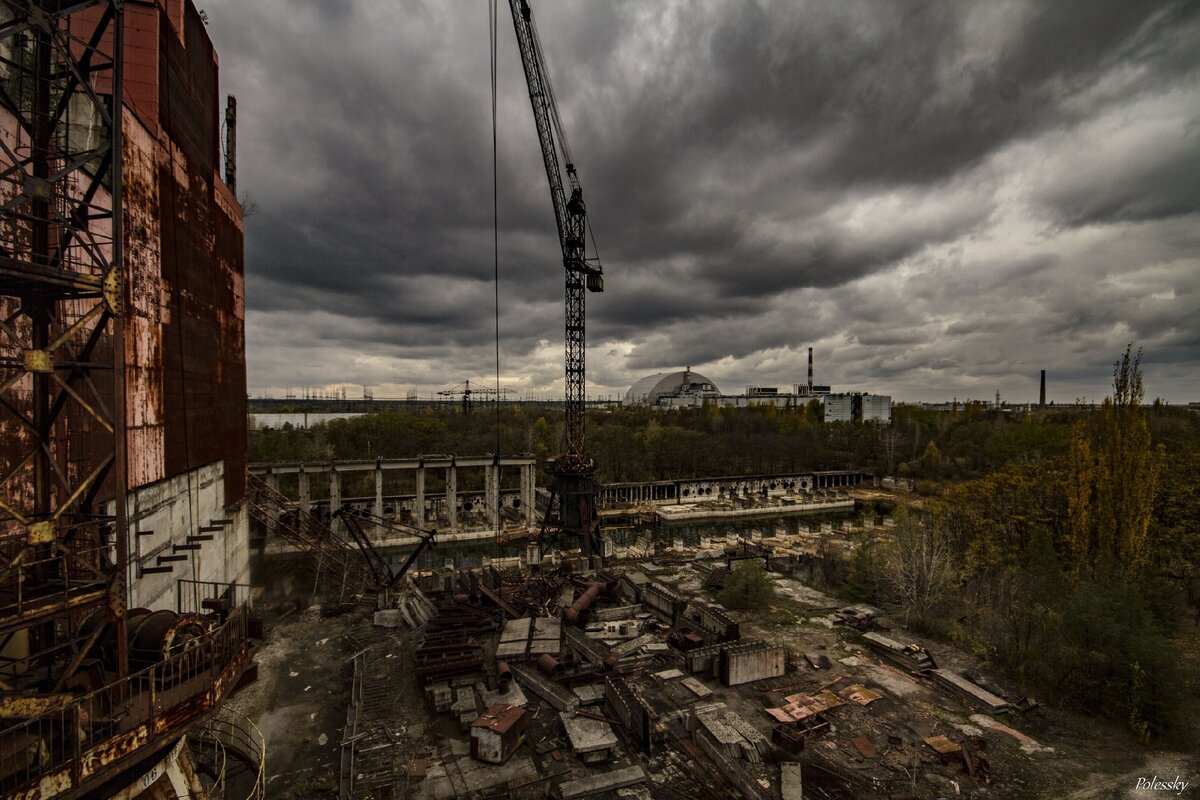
[
  {"x1": 559, "y1": 711, "x2": 619, "y2": 754},
  {"x1": 572, "y1": 684, "x2": 606, "y2": 705},
  {"x1": 559, "y1": 765, "x2": 647, "y2": 799},
  {"x1": 781, "y1": 762, "x2": 803, "y2": 800},
  {"x1": 480, "y1": 681, "x2": 528, "y2": 709}
]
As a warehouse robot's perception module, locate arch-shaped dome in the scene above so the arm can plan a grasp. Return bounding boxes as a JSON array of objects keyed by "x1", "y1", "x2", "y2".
[{"x1": 623, "y1": 369, "x2": 722, "y2": 406}]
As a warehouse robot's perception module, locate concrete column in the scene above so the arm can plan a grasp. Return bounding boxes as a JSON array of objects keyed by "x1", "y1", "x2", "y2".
[
  {"x1": 266, "y1": 473, "x2": 279, "y2": 535},
  {"x1": 415, "y1": 465, "x2": 425, "y2": 528},
  {"x1": 486, "y1": 462, "x2": 500, "y2": 530},
  {"x1": 298, "y1": 471, "x2": 311, "y2": 514},
  {"x1": 446, "y1": 465, "x2": 457, "y2": 530},
  {"x1": 329, "y1": 469, "x2": 341, "y2": 532},
  {"x1": 374, "y1": 465, "x2": 384, "y2": 537},
  {"x1": 523, "y1": 463, "x2": 536, "y2": 528}
]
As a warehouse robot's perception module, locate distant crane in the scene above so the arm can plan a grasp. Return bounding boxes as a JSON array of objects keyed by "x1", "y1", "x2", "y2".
[
  {"x1": 507, "y1": 0, "x2": 606, "y2": 564},
  {"x1": 438, "y1": 379, "x2": 515, "y2": 413}
]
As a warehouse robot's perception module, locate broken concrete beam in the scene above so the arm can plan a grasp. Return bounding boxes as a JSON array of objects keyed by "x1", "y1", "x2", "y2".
[
  {"x1": 862, "y1": 632, "x2": 936, "y2": 671},
  {"x1": 781, "y1": 762, "x2": 803, "y2": 800},
  {"x1": 594, "y1": 604, "x2": 641, "y2": 621},
  {"x1": 696, "y1": 713, "x2": 745, "y2": 761},
  {"x1": 564, "y1": 625, "x2": 615, "y2": 668},
  {"x1": 610, "y1": 632, "x2": 658, "y2": 657},
  {"x1": 694, "y1": 727, "x2": 773, "y2": 800},
  {"x1": 928, "y1": 669, "x2": 1010, "y2": 713},
  {"x1": 509, "y1": 663, "x2": 578, "y2": 713},
  {"x1": 558, "y1": 765, "x2": 647, "y2": 799}
]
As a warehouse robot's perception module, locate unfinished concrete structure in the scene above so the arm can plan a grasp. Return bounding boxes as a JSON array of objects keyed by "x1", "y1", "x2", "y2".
[
  {"x1": 598, "y1": 469, "x2": 868, "y2": 508},
  {"x1": 824, "y1": 392, "x2": 893, "y2": 423},
  {"x1": 250, "y1": 454, "x2": 538, "y2": 538}
]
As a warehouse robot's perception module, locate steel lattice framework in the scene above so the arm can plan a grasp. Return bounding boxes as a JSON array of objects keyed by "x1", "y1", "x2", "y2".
[
  {"x1": 508, "y1": 0, "x2": 605, "y2": 563},
  {"x1": 0, "y1": 0, "x2": 129, "y2": 689}
]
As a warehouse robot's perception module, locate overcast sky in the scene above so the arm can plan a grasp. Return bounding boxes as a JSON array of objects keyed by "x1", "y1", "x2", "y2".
[{"x1": 204, "y1": 0, "x2": 1200, "y2": 404}]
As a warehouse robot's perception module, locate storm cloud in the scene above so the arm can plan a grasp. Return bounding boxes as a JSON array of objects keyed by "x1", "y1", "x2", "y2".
[{"x1": 204, "y1": 0, "x2": 1200, "y2": 403}]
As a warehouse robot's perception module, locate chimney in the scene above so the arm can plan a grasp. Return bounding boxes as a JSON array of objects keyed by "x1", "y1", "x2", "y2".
[
  {"x1": 1039, "y1": 370, "x2": 1046, "y2": 408},
  {"x1": 807, "y1": 347, "x2": 813, "y2": 393}
]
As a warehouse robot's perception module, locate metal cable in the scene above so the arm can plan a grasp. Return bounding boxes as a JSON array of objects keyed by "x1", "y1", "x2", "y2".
[{"x1": 490, "y1": 0, "x2": 501, "y2": 459}]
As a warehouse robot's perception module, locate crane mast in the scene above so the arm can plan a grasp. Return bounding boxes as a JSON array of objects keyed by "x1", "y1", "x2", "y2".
[{"x1": 508, "y1": 0, "x2": 605, "y2": 563}]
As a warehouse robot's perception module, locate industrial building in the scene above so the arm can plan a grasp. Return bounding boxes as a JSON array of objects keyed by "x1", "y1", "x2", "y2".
[
  {"x1": 824, "y1": 392, "x2": 893, "y2": 423},
  {"x1": 623, "y1": 368, "x2": 723, "y2": 407},
  {"x1": 0, "y1": 2, "x2": 257, "y2": 798},
  {"x1": 624, "y1": 350, "x2": 891, "y2": 422}
]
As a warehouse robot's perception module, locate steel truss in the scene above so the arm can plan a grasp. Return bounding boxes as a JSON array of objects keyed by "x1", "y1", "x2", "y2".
[{"x1": 0, "y1": 0, "x2": 129, "y2": 697}]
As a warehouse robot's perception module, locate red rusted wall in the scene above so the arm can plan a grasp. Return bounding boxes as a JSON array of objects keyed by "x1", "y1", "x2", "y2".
[
  {"x1": 0, "y1": 0, "x2": 246, "y2": 516},
  {"x1": 144, "y1": 0, "x2": 247, "y2": 503}
]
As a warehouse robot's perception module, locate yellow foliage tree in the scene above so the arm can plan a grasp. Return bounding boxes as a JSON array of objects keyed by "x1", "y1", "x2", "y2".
[{"x1": 1067, "y1": 346, "x2": 1164, "y2": 576}]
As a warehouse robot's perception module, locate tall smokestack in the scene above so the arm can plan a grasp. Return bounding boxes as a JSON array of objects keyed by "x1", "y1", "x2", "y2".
[
  {"x1": 1039, "y1": 370, "x2": 1046, "y2": 408},
  {"x1": 807, "y1": 347, "x2": 813, "y2": 393}
]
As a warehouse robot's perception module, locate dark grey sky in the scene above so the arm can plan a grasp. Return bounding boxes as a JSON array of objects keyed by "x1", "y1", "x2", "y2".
[{"x1": 204, "y1": 0, "x2": 1200, "y2": 403}]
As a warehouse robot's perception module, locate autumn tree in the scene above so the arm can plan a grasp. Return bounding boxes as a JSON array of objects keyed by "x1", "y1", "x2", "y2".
[
  {"x1": 884, "y1": 509, "x2": 953, "y2": 628},
  {"x1": 1066, "y1": 345, "x2": 1165, "y2": 576}
]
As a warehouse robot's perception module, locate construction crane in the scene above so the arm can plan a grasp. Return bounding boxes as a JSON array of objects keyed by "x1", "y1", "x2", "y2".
[
  {"x1": 507, "y1": 0, "x2": 606, "y2": 564},
  {"x1": 438, "y1": 379, "x2": 515, "y2": 413}
]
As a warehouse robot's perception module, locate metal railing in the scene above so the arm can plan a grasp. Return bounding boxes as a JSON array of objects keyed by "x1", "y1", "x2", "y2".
[
  {"x1": 177, "y1": 578, "x2": 257, "y2": 616},
  {"x1": 194, "y1": 708, "x2": 266, "y2": 800},
  {"x1": 0, "y1": 605, "x2": 256, "y2": 796},
  {"x1": 0, "y1": 532, "x2": 109, "y2": 631}
]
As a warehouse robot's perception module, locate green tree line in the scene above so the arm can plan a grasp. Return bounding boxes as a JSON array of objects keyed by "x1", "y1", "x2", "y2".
[{"x1": 251, "y1": 394, "x2": 1195, "y2": 486}]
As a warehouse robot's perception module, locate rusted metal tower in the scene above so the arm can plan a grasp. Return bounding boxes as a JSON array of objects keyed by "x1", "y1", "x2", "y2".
[{"x1": 0, "y1": 0, "x2": 130, "y2": 697}]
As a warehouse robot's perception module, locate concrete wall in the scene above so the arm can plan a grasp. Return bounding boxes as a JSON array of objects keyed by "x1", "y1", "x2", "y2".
[
  {"x1": 122, "y1": 460, "x2": 251, "y2": 610},
  {"x1": 722, "y1": 643, "x2": 786, "y2": 687}
]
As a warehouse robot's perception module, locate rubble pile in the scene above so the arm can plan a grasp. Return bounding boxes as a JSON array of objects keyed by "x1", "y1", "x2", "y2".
[{"x1": 343, "y1": 554, "x2": 1056, "y2": 799}]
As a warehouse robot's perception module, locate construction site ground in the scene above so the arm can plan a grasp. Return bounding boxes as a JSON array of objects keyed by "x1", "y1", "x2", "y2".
[{"x1": 233, "y1": 561, "x2": 1198, "y2": 800}]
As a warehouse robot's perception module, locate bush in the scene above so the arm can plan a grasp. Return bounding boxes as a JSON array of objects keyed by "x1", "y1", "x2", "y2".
[{"x1": 718, "y1": 560, "x2": 775, "y2": 610}]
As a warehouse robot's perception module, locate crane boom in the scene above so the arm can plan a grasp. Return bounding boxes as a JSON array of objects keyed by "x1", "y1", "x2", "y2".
[
  {"x1": 508, "y1": 0, "x2": 605, "y2": 563},
  {"x1": 508, "y1": 0, "x2": 603, "y2": 465}
]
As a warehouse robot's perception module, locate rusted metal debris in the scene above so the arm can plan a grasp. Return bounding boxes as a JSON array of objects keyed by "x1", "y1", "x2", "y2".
[{"x1": 851, "y1": 736, "x2": 878, "y2": 759}]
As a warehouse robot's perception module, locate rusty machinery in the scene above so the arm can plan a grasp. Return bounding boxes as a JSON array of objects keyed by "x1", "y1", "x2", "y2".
[{"x1": 506, "y1": 0, "x2": 606, "y2": 566}]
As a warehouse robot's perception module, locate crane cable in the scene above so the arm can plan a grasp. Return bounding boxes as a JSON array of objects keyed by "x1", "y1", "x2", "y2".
[
  {"x1": 489, "y1": 0, "x2": 501, "y2": 458},
  {"x1": 526, "y1": 7, "x2": 601, "y2": 267},
  {"x1": 527, "y1": 10, "x2": 573, "y2": 169}
]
